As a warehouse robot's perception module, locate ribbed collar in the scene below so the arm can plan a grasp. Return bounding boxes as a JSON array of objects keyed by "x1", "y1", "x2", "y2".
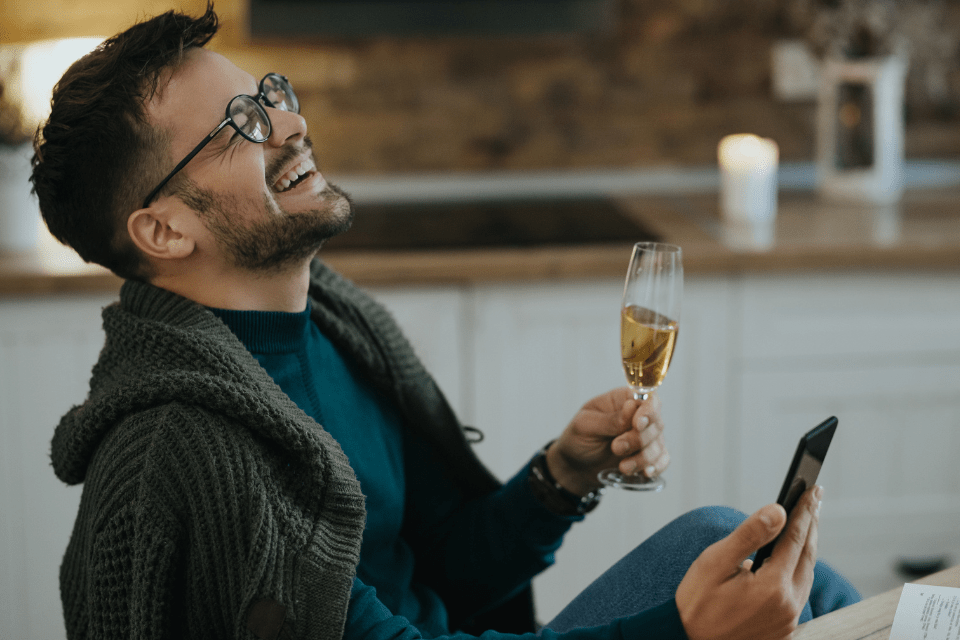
[{"x1": 209, "y1": 304, "x2": 312, "y2": 354}]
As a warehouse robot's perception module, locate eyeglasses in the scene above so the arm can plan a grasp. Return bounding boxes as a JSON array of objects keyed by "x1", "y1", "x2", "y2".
[{"x1": 141, "y1": 73, "x2": 299, "y2": 208}]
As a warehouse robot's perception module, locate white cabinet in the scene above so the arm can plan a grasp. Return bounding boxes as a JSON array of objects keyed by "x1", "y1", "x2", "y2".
[
  {"x1": 368, "y1": 286, "x2": 470, "y2": 419},
  {"x1": 467, "y1": 280, "x2": 626, "y2": 480}
]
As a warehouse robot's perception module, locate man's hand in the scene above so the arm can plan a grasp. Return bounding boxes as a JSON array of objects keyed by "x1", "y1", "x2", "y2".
[
  {"x1": 546, "y1": 387, "x2": 670, "y2": 496},
  {"x1": 676, "y1": 485, "x2": 823, "y2": 640}
]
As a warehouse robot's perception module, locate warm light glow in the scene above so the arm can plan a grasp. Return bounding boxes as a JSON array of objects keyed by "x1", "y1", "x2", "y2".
[
  {"x1": 2, "y1": 37, "x2": 104, "y2": 131},
  {"x1": 0, "y1": 38, "x2": 105, "y2": 262},
  {"x1": 718, "y1": 134, "x2": 779, "y2": 174}
]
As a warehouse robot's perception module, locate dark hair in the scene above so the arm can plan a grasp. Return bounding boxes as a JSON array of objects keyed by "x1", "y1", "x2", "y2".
[{"x1": 30, "y1": 4, "x2": 219, "y2": 280}]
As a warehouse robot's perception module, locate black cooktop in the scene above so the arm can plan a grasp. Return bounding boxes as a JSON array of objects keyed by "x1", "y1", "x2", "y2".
[{"x1": 322, "y1": 198, "x2": 660, "y2": 251}]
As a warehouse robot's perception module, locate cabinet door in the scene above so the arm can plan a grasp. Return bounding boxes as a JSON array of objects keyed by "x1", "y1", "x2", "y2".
[
  {"x1": 469, "y1": 279, "x2": 625, "y2": 481},
  {"x1": 468, "y1": 277, "x2": 733, "y2": 622},
  {"x1": 0, "y1": 295, "x2": 116, "y2": 640},
  {"x1": 367, "y1": 286, "x2": 468, "y2": 420}
]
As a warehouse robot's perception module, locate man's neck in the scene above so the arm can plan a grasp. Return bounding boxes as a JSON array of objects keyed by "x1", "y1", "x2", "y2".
[{"x1": 150, "y1": 259, "x2": 313, "y2": 312}]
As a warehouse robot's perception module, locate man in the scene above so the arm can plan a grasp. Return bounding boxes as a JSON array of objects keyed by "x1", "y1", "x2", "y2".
[{"x1": 31, "y1": 6, "x2": 858, "y2": 639}]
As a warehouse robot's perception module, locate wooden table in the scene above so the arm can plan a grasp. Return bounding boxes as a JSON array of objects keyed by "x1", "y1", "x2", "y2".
[{"x1": 795, "y1": 565, "x2": 960, "y2": 639}]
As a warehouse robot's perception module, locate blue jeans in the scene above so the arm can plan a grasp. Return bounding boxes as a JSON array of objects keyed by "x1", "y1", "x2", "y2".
[{"x1": 544, "y1": 506, "x2": 861, "y2": 633}]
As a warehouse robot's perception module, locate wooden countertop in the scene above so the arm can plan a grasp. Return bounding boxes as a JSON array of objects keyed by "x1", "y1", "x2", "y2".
[{"x1": 3, "y1": 188, "x2": 960, "y2": 296}]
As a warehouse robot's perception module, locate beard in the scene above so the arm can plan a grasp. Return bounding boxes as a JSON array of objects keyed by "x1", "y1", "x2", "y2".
[{"x1": 177, "y1": 174, "x2": 355, "y2": 273}]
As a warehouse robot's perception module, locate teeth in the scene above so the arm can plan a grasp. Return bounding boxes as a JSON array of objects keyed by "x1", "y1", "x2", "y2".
[{"x1": 274, "y1": 158, "x2": 317, "y2": 193}]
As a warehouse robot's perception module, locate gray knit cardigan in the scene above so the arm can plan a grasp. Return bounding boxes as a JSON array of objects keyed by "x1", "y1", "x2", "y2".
[{"x1": 51, "y1": 260, "x2": 526, "y2": 639}]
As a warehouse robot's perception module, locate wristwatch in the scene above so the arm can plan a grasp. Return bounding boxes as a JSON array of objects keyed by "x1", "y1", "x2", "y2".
[{"x1": 527, "y1": 441, "x2": 603, "y2": 516}]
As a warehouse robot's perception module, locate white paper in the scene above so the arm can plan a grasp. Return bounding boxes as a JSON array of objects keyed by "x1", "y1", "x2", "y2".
[{"x1": 890, "y1": 584, "x2": 960, "y2": 640}]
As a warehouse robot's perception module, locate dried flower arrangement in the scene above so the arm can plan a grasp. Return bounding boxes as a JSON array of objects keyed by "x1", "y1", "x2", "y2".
[
  {"x1": 784, "y1": 0, "x2": 954, "y2": 56},
  {"x1": 785, "y1": 0, "x2": 960, "y2": 109}
]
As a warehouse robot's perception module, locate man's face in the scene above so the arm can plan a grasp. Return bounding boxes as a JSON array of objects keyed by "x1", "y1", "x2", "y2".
[{"x1": 148, "y1": 48, "x2": 353, "y2": 272}]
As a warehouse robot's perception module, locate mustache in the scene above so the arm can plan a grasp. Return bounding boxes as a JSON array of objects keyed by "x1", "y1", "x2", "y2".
[{"x1": 265, "y1": 135, "x2": 315, "y2": 185}]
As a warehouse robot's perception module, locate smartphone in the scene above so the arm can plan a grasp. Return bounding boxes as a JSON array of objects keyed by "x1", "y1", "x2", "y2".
[{"x1": 750, "y1": 416, "x2": 838, "y2": 572}]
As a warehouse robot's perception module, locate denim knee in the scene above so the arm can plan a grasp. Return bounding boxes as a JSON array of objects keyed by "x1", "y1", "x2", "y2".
[
  {"x1": 545, "y1": 505, "x2": 751, "y2": 633},
  {"x1": 661, "y1": 505, "x2": 748, "y2": 550}
]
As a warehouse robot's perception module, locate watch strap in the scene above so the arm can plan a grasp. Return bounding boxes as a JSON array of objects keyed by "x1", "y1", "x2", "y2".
[{"x1": 527, "y1": 441, "x2": 603, "y2": 516}]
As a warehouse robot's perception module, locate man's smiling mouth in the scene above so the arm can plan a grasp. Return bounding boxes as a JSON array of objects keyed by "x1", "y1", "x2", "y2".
[{"x1": 274, "y1": 158, "x2": 317, "y2": 193}]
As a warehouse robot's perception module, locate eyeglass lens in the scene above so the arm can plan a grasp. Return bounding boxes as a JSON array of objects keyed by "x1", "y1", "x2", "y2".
[
  {"x1": 229, "y1": 96, "x2": 271, "y2": 142},
  {"x1": 261, "y1": 74, "x2": 298, "y2": 113}
]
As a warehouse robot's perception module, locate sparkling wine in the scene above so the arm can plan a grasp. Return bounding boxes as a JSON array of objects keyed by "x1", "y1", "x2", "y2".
[{"x1": 621, "y1": 304, "x2": 678, "y2": 390}]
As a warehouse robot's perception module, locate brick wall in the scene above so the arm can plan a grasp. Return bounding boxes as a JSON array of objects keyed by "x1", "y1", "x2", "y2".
[
  {"x1": 237, "y1": 1, "x2": 819, "y2": 173},
  {"x1": 220, "y1": 0, "x2": 960, "y2": 175}
]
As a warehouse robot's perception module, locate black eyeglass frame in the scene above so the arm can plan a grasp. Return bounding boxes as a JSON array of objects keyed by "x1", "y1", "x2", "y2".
[{"x1": 141, "y1": 73, "x2": 298, "y2": 209}]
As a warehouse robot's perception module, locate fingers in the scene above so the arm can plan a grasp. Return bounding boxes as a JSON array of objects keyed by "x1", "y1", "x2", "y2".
[
  {"x1": 613, "y1": 396, "x2": 662, "y2": 444},
  {"x1": 795, "y1": 499, "x2": 819, "y2": 590},
  {"x1": 791, "y1": 486, "x2": 822, "y2": 587},
  {"x1": 612, "y1": 413, "x2": 668, "y2": 476},
  {"x1": 583, "y1": 391, "x2": 648, "y2": 439},
  {"x1": 612, "y1": 413, "x2": 658, "y2": 450},
  {"x1": 619, "y1": 439, "x2": 670, "y2": 477},
  {"x1": 765, "y1": 485, "x2": 822, "y2": 576},
  {"x1": 571, "y1": 388, "x2": 667, "y2": 477},
  {"x1": 719, "y1": 503, "x2": 787, "y2": 571}
]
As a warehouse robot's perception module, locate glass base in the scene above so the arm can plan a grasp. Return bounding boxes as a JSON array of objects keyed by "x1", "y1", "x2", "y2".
[{"x1": 598, "y1": 469, "x2": 666, "y2": 492}]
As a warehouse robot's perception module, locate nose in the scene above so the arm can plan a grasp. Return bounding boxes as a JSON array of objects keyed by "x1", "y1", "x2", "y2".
[{"x1": 266, "y1": 106, "x2": 307, "y2": 147}]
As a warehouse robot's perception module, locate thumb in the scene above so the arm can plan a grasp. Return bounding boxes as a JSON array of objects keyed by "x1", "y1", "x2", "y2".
[{"x1": 717, "y1": 504, "x2": 787, "y2": 568}]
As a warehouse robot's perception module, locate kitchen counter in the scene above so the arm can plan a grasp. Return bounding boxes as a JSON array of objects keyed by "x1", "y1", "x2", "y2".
[{"x1": 2, "y1": 187, "x2": 960, "y2": 296}]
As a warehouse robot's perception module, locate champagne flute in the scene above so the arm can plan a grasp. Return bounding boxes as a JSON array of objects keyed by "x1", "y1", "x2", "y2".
[{"x1": 598, "y1": 242, "x2": 682, "y2": 492}]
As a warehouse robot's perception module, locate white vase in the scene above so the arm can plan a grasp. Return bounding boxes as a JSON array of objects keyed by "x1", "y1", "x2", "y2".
[
  {"x1": 816, "y1": 54, "x2": 909, "y2": 204},
  {"x1": 0, "y1": 142, "x2": 40, "y2": 253}
]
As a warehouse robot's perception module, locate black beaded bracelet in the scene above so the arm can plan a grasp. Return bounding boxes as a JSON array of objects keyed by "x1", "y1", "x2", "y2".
[{"x1": 527, "y1": 441, "x2": 603, "y2": 516}]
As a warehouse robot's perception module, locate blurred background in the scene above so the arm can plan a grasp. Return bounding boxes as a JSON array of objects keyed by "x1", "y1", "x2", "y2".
[{"x1": 5, "y1": 0, "x2": 960, "y2": 175}]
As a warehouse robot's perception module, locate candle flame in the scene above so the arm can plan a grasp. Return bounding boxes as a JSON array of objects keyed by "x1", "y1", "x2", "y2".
[{"x1": 718, "y1": 134, "x2": 779, "y2": 173}]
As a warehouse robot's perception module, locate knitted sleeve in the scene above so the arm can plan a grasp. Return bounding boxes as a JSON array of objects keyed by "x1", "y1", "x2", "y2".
[
  {"x1": 59, "y1": 414, "x2": 185, "y2": 640},
  {"x1": 84, "y1": 504, "x2": 181, "y2": 639}
]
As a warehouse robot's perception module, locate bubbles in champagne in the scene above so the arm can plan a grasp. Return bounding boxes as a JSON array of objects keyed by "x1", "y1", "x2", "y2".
[{"x1": 621, "y1": 305, "x2": 678, "y2": 390}]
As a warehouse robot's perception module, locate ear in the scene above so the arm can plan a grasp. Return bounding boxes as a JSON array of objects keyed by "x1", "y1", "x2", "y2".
[{"x1": 127, "y1": 201, "x2": 197, "y2": 261}]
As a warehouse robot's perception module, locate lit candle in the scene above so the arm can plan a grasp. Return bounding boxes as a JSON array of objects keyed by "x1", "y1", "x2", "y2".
[{"x1": 718, "y1": 134, "x2": 779, "y2": 224}]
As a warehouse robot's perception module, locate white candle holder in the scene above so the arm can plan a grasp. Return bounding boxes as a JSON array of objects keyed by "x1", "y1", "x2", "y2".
[{"x1": 816, "y1": 54, "x2": 908, "y2": 205}]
